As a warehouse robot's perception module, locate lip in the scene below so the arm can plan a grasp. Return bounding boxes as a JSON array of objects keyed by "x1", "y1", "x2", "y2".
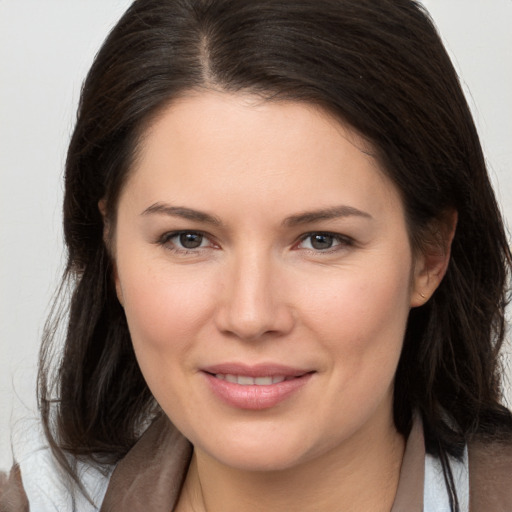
[
  {"x1": 201, "y1": 363, "x2": 314, "y2": 410},
  {"x1": 202, "y1": 362, "x2": 311, "y2": 378}
]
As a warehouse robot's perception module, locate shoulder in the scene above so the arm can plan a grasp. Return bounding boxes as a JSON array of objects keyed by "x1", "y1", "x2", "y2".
[
  {"x1": 0, "y1": 466, "x2": 29, "y2": 512},
  {"x1": 468, "y1": 435, "x2": 512, "y2": 511},
  {"x1": 8, "y1": 419, "x2": 113, "y2": 512},
  {"x1": 17, "y1": 445, "x2": 113, "y2": 512},
  {"x1": 17, "y1": 447, "x2": 112, "y2": 512},
  {"x1": 0, "y1": 453, "x2": 112, "y2": 512}
]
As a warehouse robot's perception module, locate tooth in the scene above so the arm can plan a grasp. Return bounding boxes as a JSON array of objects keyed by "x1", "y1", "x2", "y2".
[
  {"x1": 255, "y1": 377, "x2": 273, "y2": 385},
  {"x1": 237, "y1": 376, "x2": 255, "y2": 385},
  {"x1": 217, "y1": 374, "x2": 288, "y2": 385}
]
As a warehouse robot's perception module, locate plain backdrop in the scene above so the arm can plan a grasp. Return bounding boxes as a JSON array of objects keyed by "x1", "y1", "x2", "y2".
[{"x1": 0, "y1": 0, "x2": 511, "y2": 472}]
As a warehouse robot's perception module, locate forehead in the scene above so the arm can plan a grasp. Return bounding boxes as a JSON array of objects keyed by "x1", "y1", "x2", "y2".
[
  {"x1": 138, "y1": 91, "x2": 376, "y2": 172},
  {"x1": 121, "y1": 91, "x2": 403, "y2": 224}
]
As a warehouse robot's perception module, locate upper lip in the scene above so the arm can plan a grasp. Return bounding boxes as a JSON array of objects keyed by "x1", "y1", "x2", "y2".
[{"x1": 201, "y1": 363, "x2": 312, "y2": 378}]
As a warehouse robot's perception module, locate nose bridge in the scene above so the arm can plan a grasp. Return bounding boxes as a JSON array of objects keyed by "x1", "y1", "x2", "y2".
[{"x1": 216, "y1": 246, "x2": 293, "y2": 340}]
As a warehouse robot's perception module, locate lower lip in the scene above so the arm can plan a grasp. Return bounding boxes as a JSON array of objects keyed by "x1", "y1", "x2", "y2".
[{"x1": 203, "y1": 372, "x2": 313, "y2": 410}]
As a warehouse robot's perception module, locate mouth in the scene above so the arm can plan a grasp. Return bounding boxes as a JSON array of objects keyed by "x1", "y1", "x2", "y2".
[
  {"x1": 201, "y1": 364, "x2": 315, "y2": 410},
  {"x1": 210, "y1": 374, "x2": 296, "y2": 385},
  {"x1": 202, "y1": 362, "x2": 312, "y2": 379}
]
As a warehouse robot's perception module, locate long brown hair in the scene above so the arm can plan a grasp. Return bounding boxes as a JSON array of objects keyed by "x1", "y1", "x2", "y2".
[{"x1": 39, "y1": 0, "x2": 512, "y2": 507}]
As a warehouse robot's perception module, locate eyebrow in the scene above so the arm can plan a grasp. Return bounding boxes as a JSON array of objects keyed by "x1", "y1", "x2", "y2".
[
  {"x1": 282, "y1": 206, "x2": 372, "y2": 227},
  {"x1": 141, "y1": 202, "x2": 372, "y2": 227},
  {"x1": 141, "y1": 203, "x2": 223, "y2": 226}
]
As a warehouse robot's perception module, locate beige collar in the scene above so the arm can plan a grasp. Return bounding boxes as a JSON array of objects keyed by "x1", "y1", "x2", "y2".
[{"x1": 100, "y1": 415, "x2": 424, "y2": 512}]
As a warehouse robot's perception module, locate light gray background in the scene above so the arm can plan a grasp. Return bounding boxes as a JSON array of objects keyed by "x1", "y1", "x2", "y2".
[{"x1": 1, "y1": 0, "x2": 511, "y2": 472}]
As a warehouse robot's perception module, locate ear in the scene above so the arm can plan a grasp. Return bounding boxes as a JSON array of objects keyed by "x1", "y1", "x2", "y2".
[
  {"x1": 410, "y1": 209, "x2": 457, "y2": 307},
  {"x1": 98, "y1": 198, "x2": 109, "y2": 240},
  {"x1": 98, "y1": 199, "x2": 124, "y2": 307}
]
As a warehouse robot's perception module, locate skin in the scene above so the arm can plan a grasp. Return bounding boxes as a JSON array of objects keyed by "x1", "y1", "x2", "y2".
[{"x1": 109, "y1": 91, "x2": 451, "y2": 512}]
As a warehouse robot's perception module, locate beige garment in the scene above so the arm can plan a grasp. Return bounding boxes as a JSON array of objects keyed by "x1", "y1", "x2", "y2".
[
  {"x1": 99, "y1": 415, "x2": 512, "y2": 512},
  {"x1": 2, "y1": 415, "x2": 512, "y2": 511},
  {"x1": 99, "y1": 414, "x2": 423, "y2": 511}
]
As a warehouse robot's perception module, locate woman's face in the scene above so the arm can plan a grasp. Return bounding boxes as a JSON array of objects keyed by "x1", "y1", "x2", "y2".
[{"x1": 112, "y1": 91, "x2": 428, "y2": 471}]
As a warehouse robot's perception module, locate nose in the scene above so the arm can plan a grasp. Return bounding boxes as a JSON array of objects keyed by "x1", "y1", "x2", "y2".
[{"x1": 214, "y1": 250, "x2": 295, "y2": 341}]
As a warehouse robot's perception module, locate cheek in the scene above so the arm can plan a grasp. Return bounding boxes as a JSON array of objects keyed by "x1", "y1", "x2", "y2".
[
  {"x1": 117, "y1": 262, "x2": 223, "y2": 416},
  {"x1": 118, "y1": 259, "x2": 217, "y2": 358},
  {"x1": 302, "y1": 259, "x2": 411, "y2": 337},
  {"x1": 297, "y1": 254, "x2": 413, "y2": 389},
  {"x1": 293, "y1": 263, "x2": 411, "y2": 441}
]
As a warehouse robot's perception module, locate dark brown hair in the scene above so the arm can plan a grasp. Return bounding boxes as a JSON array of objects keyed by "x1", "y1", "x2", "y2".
[{"x1": 38, "y1": 0, "x2": 512, "y2": 507}]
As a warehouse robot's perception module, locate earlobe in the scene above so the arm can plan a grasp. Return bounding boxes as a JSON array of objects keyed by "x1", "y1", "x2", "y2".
[
  {"x1": 98, "y1": 198, "x2": 110, "y2": 246},
  {"x1": 98, "y1": 198, "x2": 107, "y2": 218},
  {"x1": 410, "y1": 209, "x2": 457, "y2": 307},
  {"x1": 112, "y1": 259, "x2": 125, "y2": 308},
  {"x1": 115, "y1": 277, "x2": 125, "y2": 308}
]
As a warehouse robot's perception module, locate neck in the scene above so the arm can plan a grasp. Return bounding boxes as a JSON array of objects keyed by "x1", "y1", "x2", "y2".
[{"x1": 177, "y1": 412, "x2": 405, "y2": 512}]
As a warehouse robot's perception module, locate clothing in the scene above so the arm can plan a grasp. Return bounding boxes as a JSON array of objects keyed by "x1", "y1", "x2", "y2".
[
  {"x1": 12, "y1": 420, "x2": 113, "y2": 511},
  {"x1": 424, "y1": 448, "x2": 469, "y2": 511},
  {"x1": 1, "y1": 415, "x2": 511, "y2": 511}
]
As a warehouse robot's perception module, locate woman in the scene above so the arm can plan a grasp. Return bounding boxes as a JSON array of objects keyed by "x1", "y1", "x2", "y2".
[{"x1": 1, "y1": 0, "x2": 511, "y2": 510}]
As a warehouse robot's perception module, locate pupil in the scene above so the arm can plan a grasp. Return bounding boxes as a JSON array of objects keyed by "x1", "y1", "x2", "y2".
[
  {"x1": 311, "y1": 234, "x2": 333, "y2": 250},
  {"x1": 179, "y1": 233, "x2": 203, "y2": 249}
]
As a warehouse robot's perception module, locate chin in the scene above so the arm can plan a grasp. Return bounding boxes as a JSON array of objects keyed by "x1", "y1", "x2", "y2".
[
  {"x1": 208, "y1": 445, "x2": 311, "y2": 472},
  {"x1": 191, "y1": 424, "x2": 329, "y2": 473}
]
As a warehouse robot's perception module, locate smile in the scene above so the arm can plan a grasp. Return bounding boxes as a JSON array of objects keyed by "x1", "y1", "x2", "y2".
[
  {"x1": 202, "y1": 366, "x2": 314, "y2": 410},
  {"x1": 213, "y1": 374, "x2": 292, "y2": 385}
]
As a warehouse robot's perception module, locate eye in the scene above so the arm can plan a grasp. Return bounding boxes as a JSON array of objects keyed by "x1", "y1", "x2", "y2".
[
  {"x1": 158, "y1": 231, "x2": 213, "y2": 252},
  {"x1": 297, "y1": 232, "x2": 352, "y2": 251},
  {"x1": 176, "y1": 232, "x2": 206, "y2": 249}
]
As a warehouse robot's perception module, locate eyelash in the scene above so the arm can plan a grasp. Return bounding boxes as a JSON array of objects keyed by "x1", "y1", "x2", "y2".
[
  {"x1": 156, "y1": 230, "x2": 215, "y2": 254},
  {"x1": 155, "y1": 230, "x2": 354, "y2": 255},
  {"x1": 295, "y1": 232, "x2": 354, "y2": 253}
]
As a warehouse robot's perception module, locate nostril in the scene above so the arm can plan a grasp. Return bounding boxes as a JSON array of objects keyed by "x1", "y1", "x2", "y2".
[{"x1": 213, "y1": 275, "x2": 296, "y2": 340}]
